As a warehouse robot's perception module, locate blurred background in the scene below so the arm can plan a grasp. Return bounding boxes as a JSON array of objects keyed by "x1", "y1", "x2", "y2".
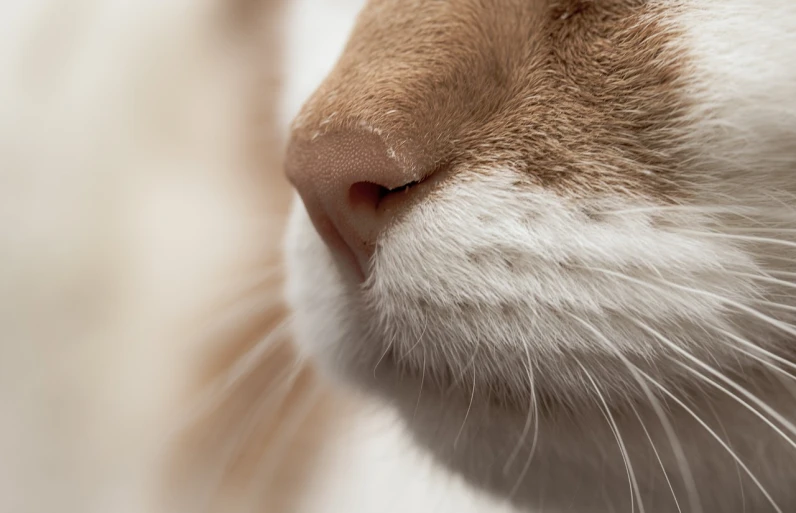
[
  {"x1": 0, "y1": 2, "x2": 517, "y2": 512},
  {"x1": 0, "y1": 1, "x2": 298, "y2": 511}
]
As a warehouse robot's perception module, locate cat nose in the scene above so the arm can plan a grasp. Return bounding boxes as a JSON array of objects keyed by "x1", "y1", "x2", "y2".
[{"x1": 285, "y1": 130, "x2": 423, "y2": 277}]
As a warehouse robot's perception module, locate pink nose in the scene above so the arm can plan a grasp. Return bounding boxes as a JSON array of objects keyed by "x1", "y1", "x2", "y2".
[{"x1": 285, "y1": 130, "x2": 424, "y2": 278}]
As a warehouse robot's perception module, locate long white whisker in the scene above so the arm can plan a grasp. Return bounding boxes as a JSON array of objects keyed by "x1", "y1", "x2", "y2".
[
  {"x1": 200, "y1": 294, "x2": 284, "y2": 338},
  {"x1": 413, "y1": 347, "x2": 426, "y2": 419},
  {"x1": 672, "y1": 230, "x2": 796, "y2": 251},
  {"x1": 749, "y1": 298, "x2": 796, "y2": 313},
  {"x1": 506, "y1": 341, "x2": 540, "y2": 500},
  {"x1": 581, "y1": 265, "x2": 796, "y2": 341},
  {"x1": 628, "y1": 400, "x2": 683, "y2": 513},
  {"x1": 566, "y1": 311, "x2": 703, "y2": 513},
  {"x1": 638, "y1": 368, "x2": 784, "y2": 513},
  {"x1": 213, "y1": 267, "x2": 283, "y2": 302},
  {"x1": 631, "y1": 320, "x2": 796, "y2": 449},
  {"x1": 725, "y1": 270, "x2": 796, "y2": 291},
  {"x1": 764, "y1": 270, "x2": 796, "y2": 280},
  {"x1": 721, "y1": 340, "x2": 796, "y2": 389},
  {"x1": 578, "y1": 361, "x2": 645, "y2": 513},
  {"x1": 716, "y1": 327, "x2": 796, "y2": 376},
  {"x1": 401, "y1": 316, "x2": 428, "y2": 361},
  {"x1": 672, "y1": 357, "x2": 796, "y2": 451},
  {"x1": 597, "y1": 205, "x2": 746, "y2": 216},
  {"x1": 374, "y1": 330, "x2": 398, "y2": 378},
  {"x1": 504, "y1": 341, "x2": 538, "y2": 474},
  {"x1": 707, "y1": 402, "x2": 747, "y2": 513},
  {"x1": 454, "y1": 365, "x2": 476, "y2": 451},
  {"x1": 724, "y1": 227, "x2": 796, "y2": 235},
  {"x1": 454, "y1": 325, "x2": 485, "y2": 387}
]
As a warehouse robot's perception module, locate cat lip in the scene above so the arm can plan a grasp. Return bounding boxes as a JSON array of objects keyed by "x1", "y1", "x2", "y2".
[
  {"x1": 300, "y1": 201, "x2": 367, "y2": 281},
  {"x1": 328, "y1": 230, "x2": 366, "y2": 282}
]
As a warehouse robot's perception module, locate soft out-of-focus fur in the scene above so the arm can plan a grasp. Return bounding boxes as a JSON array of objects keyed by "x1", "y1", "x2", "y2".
[
  {"x1": 0, "y1": 1, "x2": 333, "y2": 512},
  {"x1": 286, "y1": 1, "x2": 796, "y2": 512}
]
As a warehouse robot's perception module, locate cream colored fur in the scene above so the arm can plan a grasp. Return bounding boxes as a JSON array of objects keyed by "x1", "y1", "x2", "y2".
[{"x1": 0, "y1": 1, "x2": 277, "y2": 512}]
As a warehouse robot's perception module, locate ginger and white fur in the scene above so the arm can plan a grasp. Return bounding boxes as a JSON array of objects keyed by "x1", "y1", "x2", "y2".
[
  {"x1": 3, "y1": 0, "x2": 796, "y2": 513},
  {"x1": 286, "y1": 1, "x2": 796, "y2": 512}
]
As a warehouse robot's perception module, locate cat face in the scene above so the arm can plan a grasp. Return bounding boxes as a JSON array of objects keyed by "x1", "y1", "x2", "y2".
[{"x1": 284, "y1": 0, "x2": 796, "y2": 509}]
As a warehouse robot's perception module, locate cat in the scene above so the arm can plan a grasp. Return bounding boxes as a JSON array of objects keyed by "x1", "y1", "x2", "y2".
[
  {"x1": 4, "y1": 0, "x2": 796, "y2": 512},
  {"x1": 283, "y1": 0, "x2": 796, "y2": 512}
]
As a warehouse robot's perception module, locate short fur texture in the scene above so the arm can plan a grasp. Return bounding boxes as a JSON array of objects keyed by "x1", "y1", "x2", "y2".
[{"x1": 286, "y1": 0, "x2": 796, "y2": 511}]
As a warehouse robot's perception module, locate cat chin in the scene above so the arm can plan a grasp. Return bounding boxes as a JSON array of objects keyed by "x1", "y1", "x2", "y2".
[{"x1": 284, "y1": 189, "x2": 796, "y2": 512}]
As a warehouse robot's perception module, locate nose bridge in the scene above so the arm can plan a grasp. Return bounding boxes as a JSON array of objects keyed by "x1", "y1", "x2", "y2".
[
  {"x1": 287, "y1": 3, "x2": 512, "y2": 172},
  {"x1": 285, "y1": 129, "x2": 412, "y2": 201},
  {"x1": 290, "y1": 74, "x2": 450, "y2": 177}
]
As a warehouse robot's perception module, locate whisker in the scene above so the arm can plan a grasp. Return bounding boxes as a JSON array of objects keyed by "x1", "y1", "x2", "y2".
[
  {"x1": 707, "y1": 328, "x2": 796, "y2": 416},
  {"x1": 629, "y1": 400, "x2": 683, "y2": 513},
  {"x1": 721, "y1": 342, "x2": 796, "y2": 389},
  {"x1": 198, "y1": 359, "x2": 305, "y2": 512},
  {"x1": 631, "y1": 320, "x2": 796, "y2": 449},
  {"x1": 725, "y1": 270, "x2": 796, "y2": 291},
  {"x1": 454, "y1": 365, "x2": 476, "y2": 451},
  {"x1": 504, "y1": 341, "x2": 538, "y2": 474},
  {"x1": 373, "y1": 330, "x2": 398, "y2": 378},
  {"x1": 214, "y1": 266, "x2": 284, "y2": 300},
  {"x1": 579, "y1": 361, "x2": 645, "y2": 513},
  {"x1": 714, "y1": 327, "x2": 796, "y2": 376},
  {"x1": 580, "y1": 265, "x2": 796, "y2": 341},
  {"x1": 671, "y1": 230, "x2": 796, "y2": 251},
  {"x1": 673, "y1": 357, "x2": 796, "y2": 450},
  {"x1": 724, "y1": 227, "x2": 796, "y2": 235},
  {"x1": 749, "y1": 298, "x2": 796, "y2": 313},
  {"x1": 566, "y1": 311, "x2": 703, "y2": 513},
  {"x1": 763, "y1": 270, "x2": 796, "y2": 280},
  {"x1": 506, "y1": 341, "x2": 540, "y2": 500},
  {"x1": 638, "y1": 368, "x2": 784, "y2": 513},
  {"x1": 707, "y1": 402, "x2": 747, "y2": 513},
  {"x1": 455, "y1": 324, "x2": 486, "y2": 386},
  {"x1": 596, "y1": 205, "x2": 747, "y2": 216},
  {"x1": 400, "y1": 316, "x2": 428, "y2": 361},
  {"x1": 413, "y1": 347, "x2": 426, "y2": 419}
]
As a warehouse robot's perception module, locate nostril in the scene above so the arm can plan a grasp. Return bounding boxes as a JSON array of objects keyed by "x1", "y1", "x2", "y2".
[
  {"x1": 348, "y1": 180, "x2": 421, "y2": 211},
  {"x1": 286, "y1": 128, "x2": 442, "y2": 279},
  {"x1": 348, "y1": 182, "x2": 387, "y2": 211}
]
